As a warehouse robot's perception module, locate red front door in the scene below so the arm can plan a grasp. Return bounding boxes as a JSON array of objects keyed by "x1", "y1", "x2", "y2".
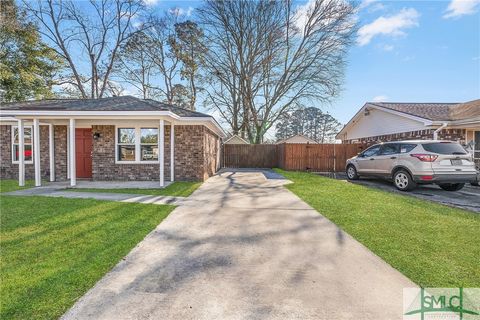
[{"x1": 75, "y1": 128, "x2": 92, "y2": 178}]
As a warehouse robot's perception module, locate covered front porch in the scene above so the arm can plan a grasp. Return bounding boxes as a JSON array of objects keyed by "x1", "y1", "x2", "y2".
[{"x1": 13, "y1": 116, "x2": 176, "y2": 188}]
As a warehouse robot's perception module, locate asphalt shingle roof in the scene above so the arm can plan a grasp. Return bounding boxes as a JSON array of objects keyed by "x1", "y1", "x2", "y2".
[
  {"x1": 369, "y1": 100, "x2": 480, "y2": 121},
  {"x1": 0, "y1": 96, "x2": 212, "y2": 118}
]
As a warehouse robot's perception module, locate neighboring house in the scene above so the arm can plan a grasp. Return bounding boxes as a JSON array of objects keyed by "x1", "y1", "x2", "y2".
[
  {"x1": 224, "y1": 135, "x2": 250, "y2": 144},
  {"x1": 0, "y1": 96, "x2": 226, "y2": 187},
  {"x1": 336, "y1": 99, "x2": 480, "y2": 165},
  {"x1": 277, "y1": 134, "x2": 318, "y2": 144}
]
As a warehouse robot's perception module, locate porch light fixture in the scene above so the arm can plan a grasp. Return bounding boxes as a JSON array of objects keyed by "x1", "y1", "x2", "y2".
[{"x1": 93, "y1": 132, "x2": 101, "y2": 140}]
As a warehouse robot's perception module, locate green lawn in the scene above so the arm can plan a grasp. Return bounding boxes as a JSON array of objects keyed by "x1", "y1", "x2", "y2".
[
  {"x1": 0, "y1": 179, "x2": 35, "y2": 193},
  {"x1": 0, "y1": 195, "x2": 174, "y2": 319},
  {"x1": 68, "y1": 181, "x2": 202, "y2": 197},
  {"x1": 276, "y1": 169, "x2": 480, "y2": 287}
]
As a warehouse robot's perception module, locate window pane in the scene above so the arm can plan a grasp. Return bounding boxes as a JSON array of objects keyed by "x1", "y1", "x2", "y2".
[
  {"x1": 118, "y1": 128, "x2": 135, "y2": 144},
  {"x1": 141, "y1": 128, "x2": 158, "y2": 144},
  {"x1": 118, "y1": 145, "x2": 135, "y2": 161},
  {"x1": 13, "y1": 144, "x2": 32, "y2": 161},
  {"x1": 141, "y1": 145, "x2": 158, "y2": 161},
  {"x1": 13, "y1": 127, "x2": 32, "y2": 144},
  {"x1": 362, "y1": 146, "x2": 381, "y2": 157},
  {"x1": 380, "y1": 144, "x2": 399, "y2": 155},
  {"x1": 24, "y1": 128, "x2": 32, "y2": 144},
  {"x1": 422, "y1": 142, "x2": 467, "y2": 155},
  {"x1": 13, "y1": 127, "x2": 19, "y2": 143}
]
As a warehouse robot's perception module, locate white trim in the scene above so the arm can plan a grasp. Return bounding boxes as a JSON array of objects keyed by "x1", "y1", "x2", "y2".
[
  {"x1": 33, "y1": 118, "x2": 41, "y2": 186},
  {"x1": 224, "y1": 135, "x2": 249, "y2": 144},
  {"x1": 170, "y1": 123, "x2": 174, "y2": 182},
  {"x1": 336, "y1": 103, "x2": 434, "y2": 139},
  {"x1": 49, "y1": 124, "x2": 55, "y2": 182},
  {"x1": 18, "y1": 120, "x2": 25, "y2": 187},
  {"x1": 11, "y1": 125, "x2": 33, "y2": 164},
  {"x1": 67, "y1": 126, "x2": 70, "y2": 179},
  {"x1": 5, "y1": 110, "x2": 226, "y2": 137},
  {"x1": 114, "y1": 125, "x2": 161, "y2": 164},
  {"x1": 69, "y1": 119, "x2": 76, "y2": 186},
  {"x1": 159, "y1": 119, "x2": 165, "y2": 187}
]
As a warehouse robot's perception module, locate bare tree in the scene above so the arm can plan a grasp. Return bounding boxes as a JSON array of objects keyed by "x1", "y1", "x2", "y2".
[
  {"x1": 143, "y1": 13, "x2": 182, "y2": 104},
  {"x1": 198, "y1": 0, "x2": 356, "y2": 143},
  {"x1": 23, "y1": 0, "x2": 147, "y2": 99},
  {"x1": 113, "y1": 32, "x2": 158, "y2": 99},
  {"x1": 171, "y1": 20, "x2": 206, "y2": 110}
]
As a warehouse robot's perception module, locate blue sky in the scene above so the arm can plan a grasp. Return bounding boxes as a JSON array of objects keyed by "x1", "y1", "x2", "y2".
[{"x1": 149, "y1": 0, "x2": 480, "y2": 126}]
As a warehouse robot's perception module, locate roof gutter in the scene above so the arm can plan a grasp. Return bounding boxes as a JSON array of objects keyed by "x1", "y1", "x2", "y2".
[{"x1": 433, "y1": 122, "x2": 448, "y2": 140}]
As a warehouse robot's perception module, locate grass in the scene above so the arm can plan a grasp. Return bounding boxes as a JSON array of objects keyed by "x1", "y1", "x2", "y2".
[
  {"x1": 276, "y1": 169, "x2": 480, "y2": 287},
  {"x1": 0, "y1": 195, "x2": 175, "y2": 319},
  {"x1": 68, "y1": 181, "x2": 202, "y2": 197},
  {"x1": 0, "y1": 179, "x2": 35, "y2": 193}
]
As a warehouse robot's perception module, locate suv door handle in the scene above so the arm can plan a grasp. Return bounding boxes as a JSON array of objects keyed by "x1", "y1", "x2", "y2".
[
  {"x1": 390, "y1": 156, "x2": 397, "y2": 159},
  {"x1": 369, "y1": 158, "x2": 375, "y2": 160}
]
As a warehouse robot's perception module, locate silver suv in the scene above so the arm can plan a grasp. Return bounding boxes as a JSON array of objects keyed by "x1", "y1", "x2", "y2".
[{"x1": 345, "y1": 140, "x2": 478, "y2": 191}]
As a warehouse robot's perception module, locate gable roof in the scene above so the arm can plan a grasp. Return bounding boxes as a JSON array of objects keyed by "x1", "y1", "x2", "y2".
[
  {"x1": 336, "y1": 99, "x2": 480, "y2": 139},
  {"x1": 369, "y1": 99, "x2": 480, "y2": 121},
  {"x1": 276, "y1": 134, "x2": 318, "y2": 144},
  {"x1": 0, "y1": 96, "x2": 211, "y2": 118},
  {"x1": 224, "y1": 135, "x2": 249, "y2": 144}
]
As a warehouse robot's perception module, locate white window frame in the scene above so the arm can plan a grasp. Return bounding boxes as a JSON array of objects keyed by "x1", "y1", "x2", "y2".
[
  {"x1": 115, "y1": 126, "x2": 160, "y2": 164},
  {"x1": 11, "y1": 125, "x2": 33, "y2": 164}
]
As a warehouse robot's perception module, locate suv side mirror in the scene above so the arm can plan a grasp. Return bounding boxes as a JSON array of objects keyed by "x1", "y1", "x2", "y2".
[{"x1": 357, "y1": 153, "x2": 364, "y2": 157}]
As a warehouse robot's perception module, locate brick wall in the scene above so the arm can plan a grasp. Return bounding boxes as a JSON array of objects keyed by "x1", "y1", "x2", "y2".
[
  {"x1": 203, "y1": 127, "x2": 220, "y2": 180},
  {"x1": 174, "y1": 125, "x2": 205, "y2": 181},
  {"x1": 343, "y1": 129, "x2": 466, "y2": 144},
  {"x1": 1, "y1": 123, "x2": 220, "y2": 182},
  {"x1": 0, "y1": 125, "x2": 52, "y2": 180},
  {"x1": 91, "y1": 125, "x2": 171, "y2": 181}
]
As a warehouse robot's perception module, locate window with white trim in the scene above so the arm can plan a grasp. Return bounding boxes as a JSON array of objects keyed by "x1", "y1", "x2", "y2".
[
  {"x1": 12, "y1": 126, "x2": 33, "y2": 163},
  {"x1": 140, "y1": 128, "x2": 159, "y2": 161},
  {"x1": 116, "y1": 127, "x2": 159, "y2": 162}
]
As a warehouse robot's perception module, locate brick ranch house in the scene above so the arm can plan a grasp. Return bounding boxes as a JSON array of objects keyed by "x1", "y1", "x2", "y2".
[
  {"x1": 336, "y1": 100, "x2": 480, "y2": 162},
  {"x1": 0, "y1": 96, "x2": 226, "y2": 187}
]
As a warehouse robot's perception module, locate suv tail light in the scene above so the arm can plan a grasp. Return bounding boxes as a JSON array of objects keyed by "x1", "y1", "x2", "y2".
[{"x1": 410, "y1": 154, "x2": 438, "y2": 162}]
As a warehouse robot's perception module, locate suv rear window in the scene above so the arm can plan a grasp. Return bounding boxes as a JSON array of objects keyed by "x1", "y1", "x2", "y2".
[{"x1": 422, "y1": 142, "x2": 467, "y2": 155}]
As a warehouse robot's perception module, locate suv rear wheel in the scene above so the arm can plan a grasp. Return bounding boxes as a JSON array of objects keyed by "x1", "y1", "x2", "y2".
[
  {"x1": 393, "y1": 169, "x2": 416, "y2": 191},
  {"x1": 346, "y1": 165, "x2": 359, "y2": 180},
  {"x1": 438, "y1": 183, "x2": 465, "y2": 191}
]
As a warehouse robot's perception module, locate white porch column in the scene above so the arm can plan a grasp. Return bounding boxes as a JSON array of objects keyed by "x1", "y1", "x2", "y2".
[
  {"x1": 18, "y1": 119, "x2": 25, "y2": 187},
  {"x1": 69, "y1": 119, "x2": 76, "y2": 186},
  {"x1": 49, "y1": 124, "x2": 55, "y2": 182},
  {"x1": 170, "y1": 123, "x2": 174, "y2": 182},
  {"x1": 33, "y1": 118, "x2": 41, "y2": 186},
  {"x1": 67, "y1": 126, "x2": 70, "y2": 179},
  {"x1": 159, "y1": 119, "x2": 165, "y2": 187}
]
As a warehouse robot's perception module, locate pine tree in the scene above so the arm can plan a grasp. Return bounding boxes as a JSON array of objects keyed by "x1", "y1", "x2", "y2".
[{"x1": 0, "y1": 0, "x2": 62, "y2": 102}]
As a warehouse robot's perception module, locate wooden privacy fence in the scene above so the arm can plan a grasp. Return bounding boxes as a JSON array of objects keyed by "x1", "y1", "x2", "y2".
[{"x1": 223, "y1": 143, "x2": 367, "y2": 172}]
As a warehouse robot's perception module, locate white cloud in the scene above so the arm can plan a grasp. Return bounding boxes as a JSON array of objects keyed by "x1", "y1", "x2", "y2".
[
  {"x1": 359, "y1": 0, "x2": 377, "y2": 10},
  {"x1": 372, "y1": 95, "x2": 388, "y2": 102},
  {"x1": 169, "y1": 6, "x2": 194, "y2": 17},
  {"x1": 143, "y1": 0, "x2": 159, "y2": 6},
  {"x1": 357, "y1": 8, "x2": 420, "y2": 46},
  {"x1": 443, "y1": 0, "x2": 480, "y2": 18}
]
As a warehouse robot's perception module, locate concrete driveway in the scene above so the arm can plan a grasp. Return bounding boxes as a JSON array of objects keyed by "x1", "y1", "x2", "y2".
[
  {"x1": 62, "y1": 169, "x2": 415, "y2": 320},
  {"x1": 318, "y1": 173, "x2": 480, "y2": 213}
]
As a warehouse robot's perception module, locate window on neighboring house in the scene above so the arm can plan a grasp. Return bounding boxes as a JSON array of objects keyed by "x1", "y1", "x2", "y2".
[
  {"x1": 140, "y1": 128, "x2": 158, "y2": 161},
  {"x1": 116, "y1": 127, "x2": 160, "y2": 162},
  {"x1": 117, "y1": 128, "x2": 136, "y2": 161},
  {"x1": 12, "y1": 126, "x2": 33, "y2": 163}
]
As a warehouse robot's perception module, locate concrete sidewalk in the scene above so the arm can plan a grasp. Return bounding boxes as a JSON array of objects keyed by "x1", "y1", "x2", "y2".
[
  {"x1": 61, "y1": 169, "x2": 415, "y2": 320},
  {"x1": 6, "y1": 187, "x2": 184, "y2": 205}
]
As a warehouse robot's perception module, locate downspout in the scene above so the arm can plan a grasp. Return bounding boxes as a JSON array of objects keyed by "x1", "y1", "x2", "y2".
[{"x1": 433, "y1": 123, "x2": 448, "y2": 140}]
